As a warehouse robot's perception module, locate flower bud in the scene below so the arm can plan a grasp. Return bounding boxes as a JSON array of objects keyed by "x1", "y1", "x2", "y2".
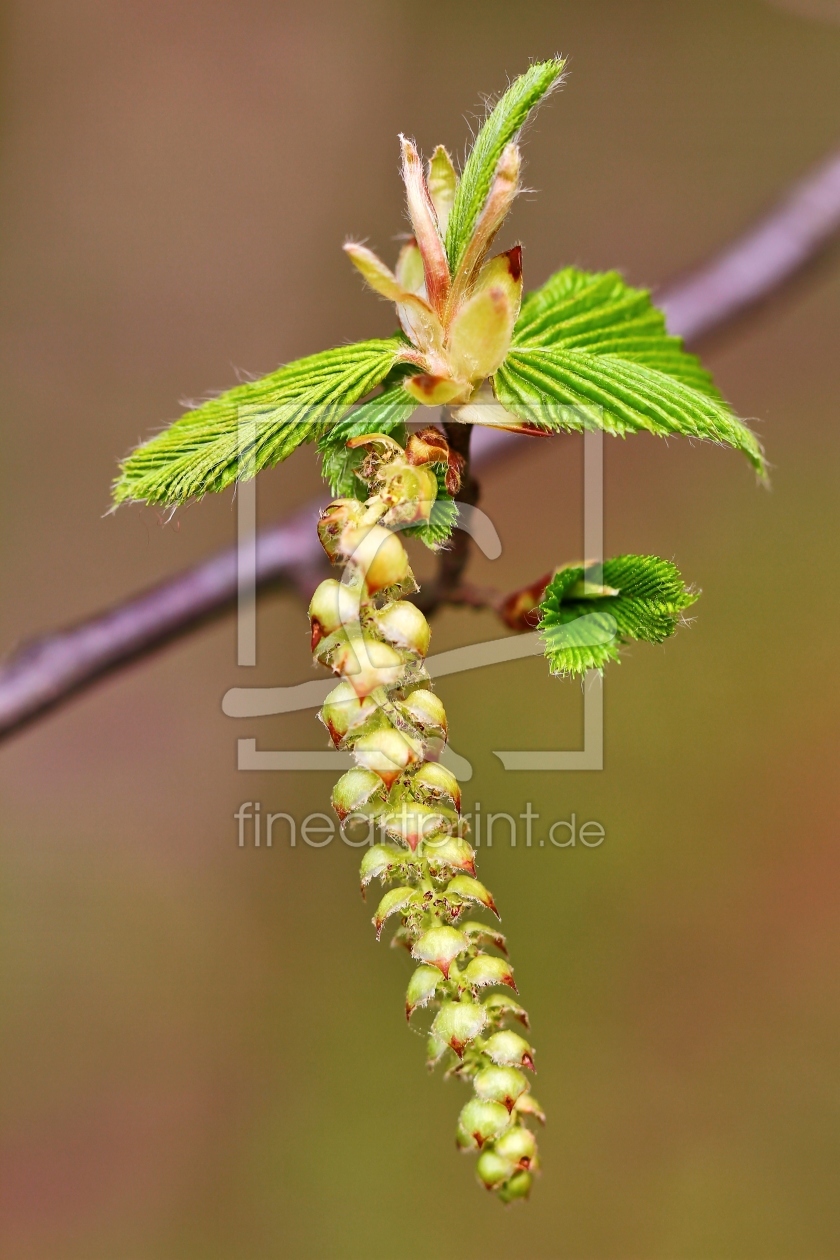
[
  {"x1": 395, "y1": 688, "x2": 447, "y2": 739},
  {"x1": 405, "y1": 964, "x2": 443, "y2": 1019},
  {"x1": 497, "y1": 1169, "x2": 533, "y2": 1204},
  {"x1": 513, "y1": 1093, "x2": 545, "y2": 1125},
  {"x1": 331, "y1": 767, "x2": 386, "y2": 821},
  {"x1": 495, "y1": 1125, "x2": 537, "y2": 1170},
  {"x1": 461, "y1": 920, "x2": 507, "y2": 955},
  {"x1": 456, "y1": 1099, "x2": 511, "y2": 1150},
  {"x1": 308, "y1": 578, "x2": 361, "y2": 650},
  {"x1": 359, "y1": 843, "x2": 405, "y2": 891},
  {"x1": 374, "y1": 600, "x2": 431, "y2": 657},
  {"x1": 381, "y1": 801, "x2": 456, "y2": 852},
  {"x1": 462, "y1": 954, "x2": 517, "y2": 992},
  {"x1": 423, "y1": 834, "x2": 476, "y2": 878},
  {"x1": 475, "y1": 1148, "x2": 514, "y2": 1190},
  {"x1": 339, "y1": 524, "x2": 413, "y2": 594},
  {"x1": 411, "y1": 925, "x2": 468, "y2": 977},
  {"x1": 472, "y1": 1065, "x2": 530, "y2": 1111},
  {"x1": 326, "y1": 635, "x2": 405, "y2": 698},
  {"x1": 373, "y1": 886, "x2": 419, "y2": 940},
  {"x1": 410, "y1": 761, "x2": 461, "y2": 811},
  {"x1": 319, "y1": 679, "x2": 377, "y2": 747},
  {"x1": 431, "y1": 1000, "x2": 487, "y2": 1057},
  {"x1": 444, "y1": 874, "x2": 499, "y2": 918},
  {"x1": 353, "y1": 725, "x2": 420, "y2": 788},
  {"x1": 379, "y1": 461, "x2": 438, "y2": 525},
  {"x1": 483, "y1": 992, "x2": 530, "y2": 1029},
  {"x1": 405, "y1": 426, "x2": 467, "y2": 496},
  {"x1": 308, "y1": 578, "x2": 342, "y2": 650},
  {"x1": 317, "y1": 498, "x2": 366, "y2": 561},
  {"x1": 483, "y1": 1030, "x2": 535, "y2": 1072},
  {"x1": 404, "y1": 424, "x2": 449, "y2": 467}
]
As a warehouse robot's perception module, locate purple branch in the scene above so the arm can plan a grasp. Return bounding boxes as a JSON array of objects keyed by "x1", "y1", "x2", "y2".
[{"x1": 2, "y1": 146, "x2": 840, "y2": 743}]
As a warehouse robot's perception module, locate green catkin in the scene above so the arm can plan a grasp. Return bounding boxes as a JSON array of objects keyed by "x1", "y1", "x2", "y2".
[{"x1": 308, "y1": 438, "x2": 543, "y2": 1201}]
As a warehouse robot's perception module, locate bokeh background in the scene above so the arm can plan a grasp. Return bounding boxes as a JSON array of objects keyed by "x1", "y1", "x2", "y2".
[{"x1": 1, "y1": 2, "x2": 839, "y2": 1257}]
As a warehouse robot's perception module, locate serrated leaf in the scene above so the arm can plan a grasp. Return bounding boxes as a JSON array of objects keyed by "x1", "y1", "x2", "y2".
[
  {"x1": 444, "y1": 58, "x2": 565, "y2": 275},
  {"x1": 113, "y1": 338, "x2": 401, "y2": 506},
  {"x1": 318, "y1": 385, "x2": 418, "y2": 497},
  {"x1": 494, "y1": 268, "x2": 765, "y2": 475},
  {"x1": 539, "y1": 554, "x2": 698, "y2": 675}
]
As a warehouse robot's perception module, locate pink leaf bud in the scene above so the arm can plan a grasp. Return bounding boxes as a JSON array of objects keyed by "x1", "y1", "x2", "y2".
[{"x1": 399, "y1": 136, "x2": 451, "y2": 315}]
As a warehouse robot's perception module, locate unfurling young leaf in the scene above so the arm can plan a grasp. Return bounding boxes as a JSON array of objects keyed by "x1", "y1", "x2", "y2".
[
  {"x1": 445, "y1": 57, "x2": 566, "y2": 274},
  {"x1": 538, "y1": 554, "x2": 698, "y2": 676}
]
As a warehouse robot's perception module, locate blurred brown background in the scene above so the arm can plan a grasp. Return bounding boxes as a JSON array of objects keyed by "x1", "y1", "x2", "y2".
[{"x1": 1, "y1": 2, "x2": 839, "y2": 1257}]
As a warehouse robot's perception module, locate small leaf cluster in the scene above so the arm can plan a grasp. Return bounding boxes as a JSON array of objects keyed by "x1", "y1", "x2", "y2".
[
  {"x1": 113, "y1": 56, "x2": 764, "y2": 514},
  {"x1": 538, "y1": 555, "x2": 697, "y2": 675}
]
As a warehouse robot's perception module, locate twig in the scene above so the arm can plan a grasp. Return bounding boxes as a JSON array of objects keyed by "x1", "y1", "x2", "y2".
[
  {"x1": 416, "y1": 424, "x2": 480, "y2": 615},
  {"x1": 2, "y1": 145, "x2": 840, "y2": 743}
]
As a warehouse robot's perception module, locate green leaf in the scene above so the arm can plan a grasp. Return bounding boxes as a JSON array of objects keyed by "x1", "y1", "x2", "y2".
[
  {"x1": 445, "y1": 58, "x2": 565, "y2": 275},
  {"x1": 494, "y1": 268, "x2": 766, "y2": 475},
  {"x1": 113, "y1": 338, "x2": 401, "y2": 506},
  {"x1": 538, "y1": 554, "x2": 697, "y2": 675},
  {"x1": 318, "y1": 385, "x2": 418, "y2": 498}
]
